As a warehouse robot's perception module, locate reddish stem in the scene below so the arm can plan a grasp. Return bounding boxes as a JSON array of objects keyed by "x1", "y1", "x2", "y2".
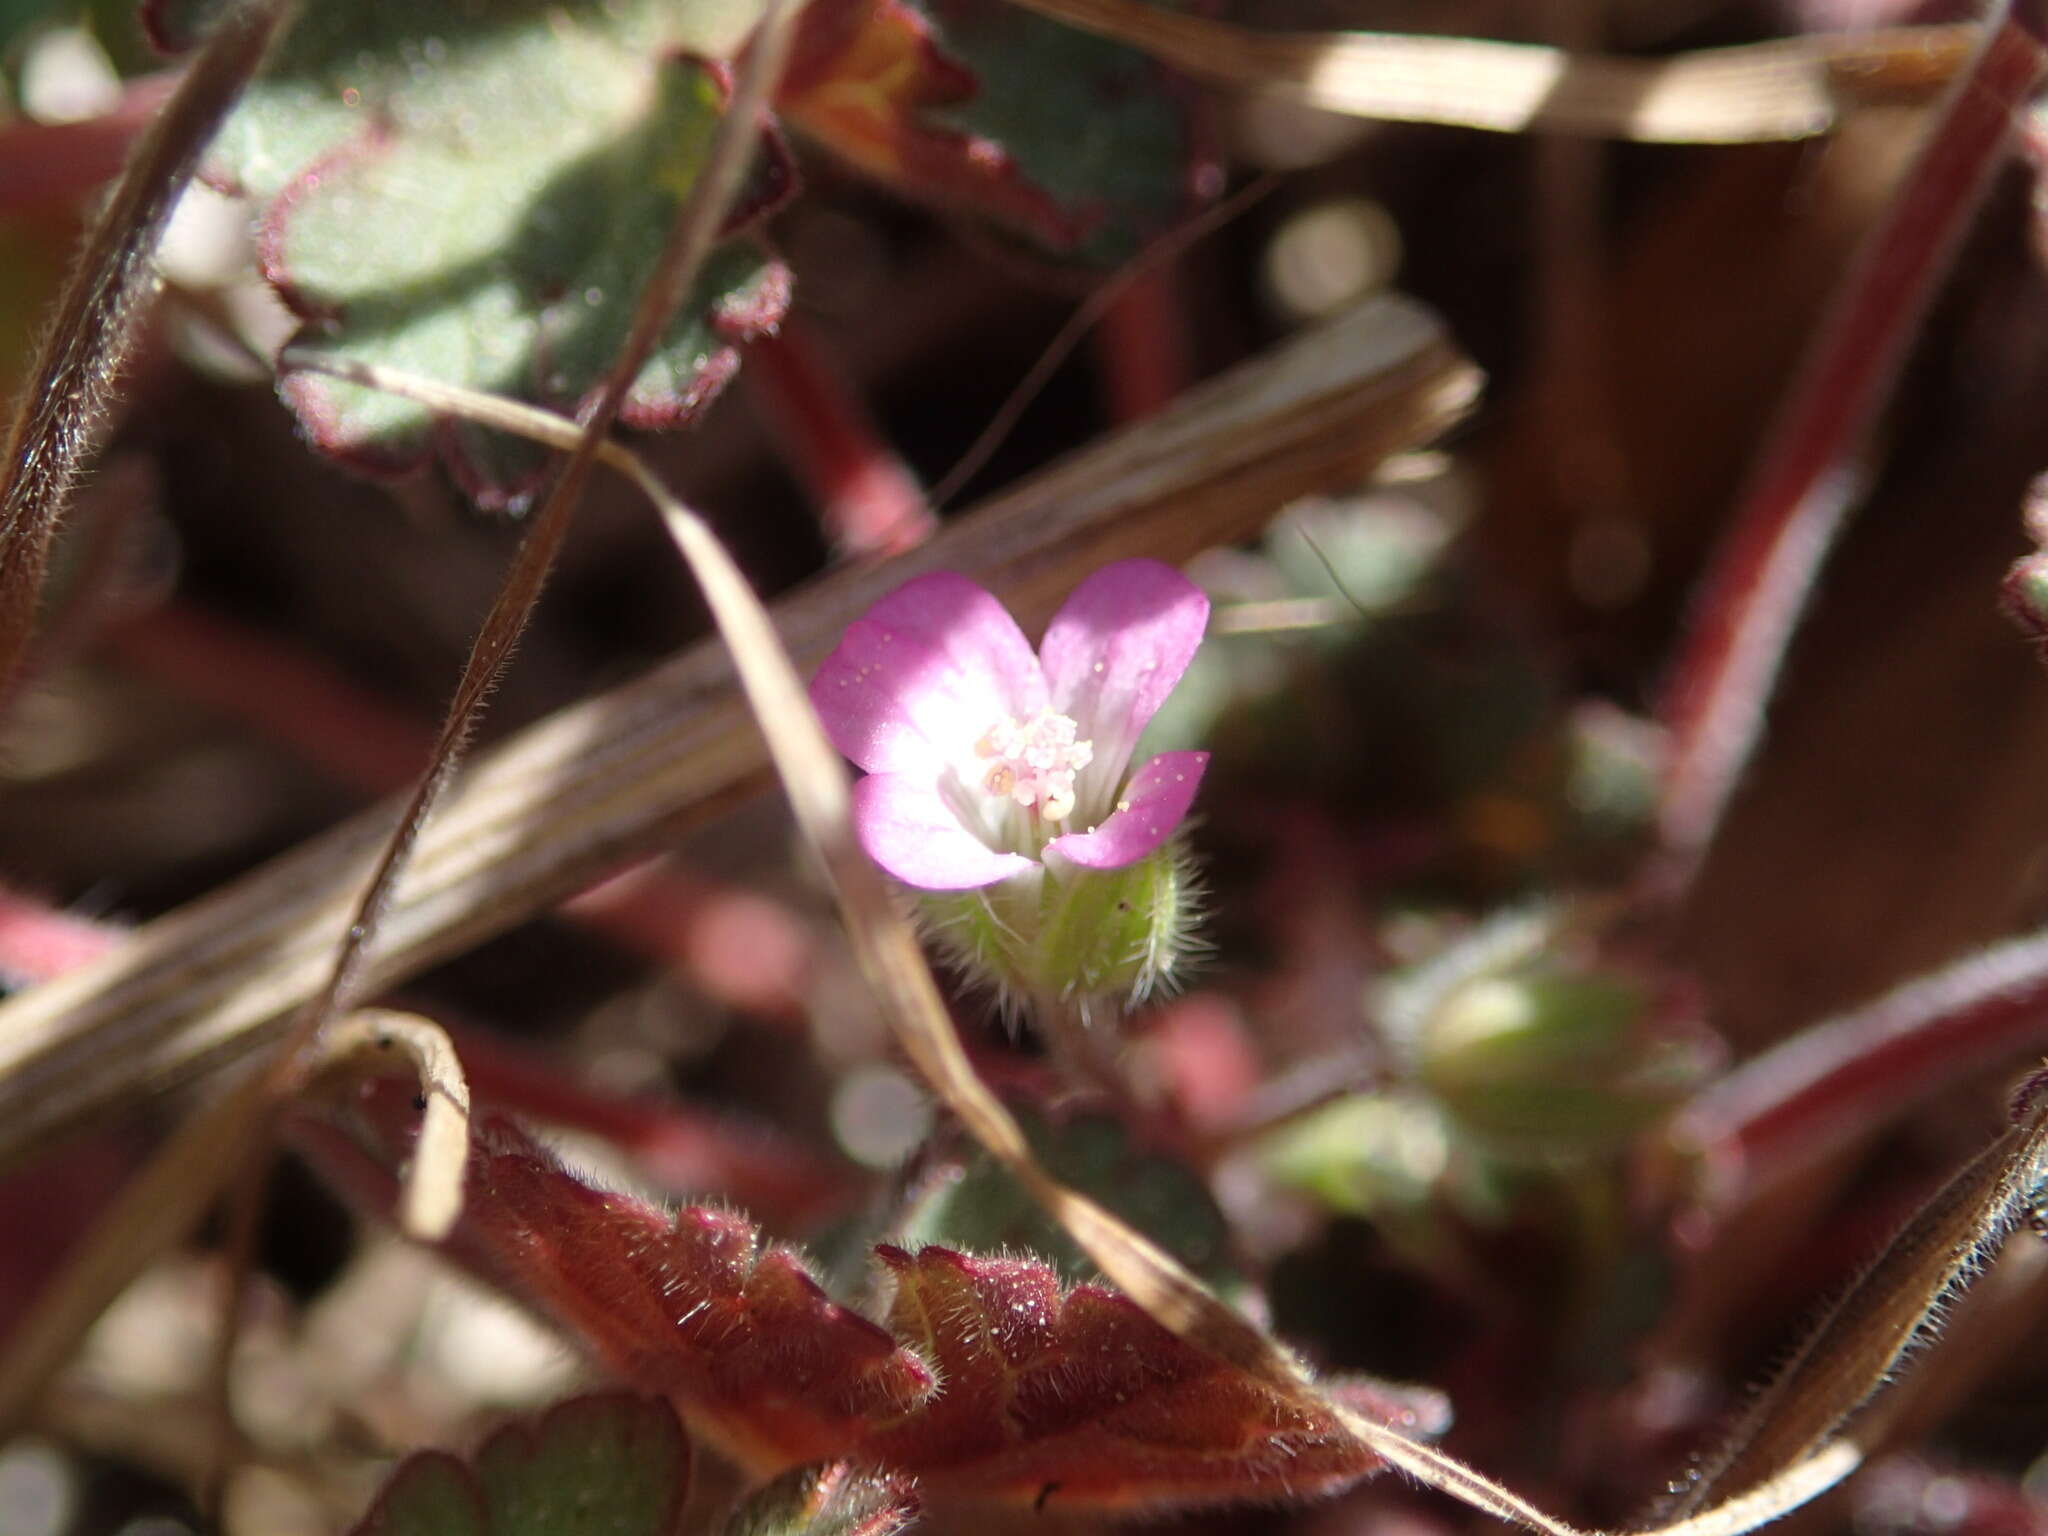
[
  {"x1": 0, "y1": 77, "x2": 178, "y2": 217},
  {"x1": 1654, "y1": 6, "x2": 2048, "y2": 890},
  {"x1": 447, "y1": 1024, "x2": 854, "y2": 1225},
  {"x1": 744, "y1": 319, "x2": 933, "y2": 557},
  {"x1": 98, "y1": 603, "x2": 818, "y2": 1019},
  {"x1": 564, "y1": 863, "x2": 813, "y2": 1026},
  {"x1": 0, "y1": 883, "x2": 844, "y2": 1223},
  {"x1": 0, "y1": 887, "x2": 125, "y2": 987},
  {"x1": 1094, "y1": 264, "x2": 1190, "y2": 423},
  {"x1": 1672, "y1": 926, "x2": 2048, "y2": 1205},
  {"x1": 107, "y1": 604, "x2": 433, "y2": 797}
]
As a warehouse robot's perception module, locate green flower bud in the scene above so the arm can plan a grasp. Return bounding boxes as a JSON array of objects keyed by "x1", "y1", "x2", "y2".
[{"x1": 1380, "y1": 908, "x2": 1709, "y2": 1160}]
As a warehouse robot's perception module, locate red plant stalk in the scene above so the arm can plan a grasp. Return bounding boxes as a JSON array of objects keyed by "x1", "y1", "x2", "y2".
[
  {"x1": 447, "y1": 1023, "x2": 853, "y2": 1224},
  {"x1": 100, "y1": 602, "x2": 819, "y2": 1018},
  {"x1": 1673, "y1": 926, "x2": 2048, "y2": 1207},
  {"x1": 0, "y1": 76, "x2": 178, "y2": 217},
  {"x1": 0, "y1": 888, "x2": 127, "y2": 989},
  {"x1": 743, "y1": 319, "x2": 934, "y2": 557},
  {"x1": 1095, "y1": 264, "x2": 1191, "y2": 423},
  {"x1": 1654, "y1": 2, "x2": 2048, "y2": 891},
  {"x1": 106, "y1": 604, "x2": 432, "y2": 798},
  {"x1": 0, "y1": 881, "x2": 841, "y2": 1223}
]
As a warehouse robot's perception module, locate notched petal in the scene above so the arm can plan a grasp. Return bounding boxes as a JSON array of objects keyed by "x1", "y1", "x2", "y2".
[
  {"x1": 1038, "y1": 560, "x2": 1208, "y2": 797},
  {"x1": 810, "y1": 571, "x2": 1047, "y2": 775},
  {"x1": 855, "y1": 772, "x2": 1039, "y2": 889},
  {"x1": 1047, "y1": 751, "x2": 1207, "y2": 870}
]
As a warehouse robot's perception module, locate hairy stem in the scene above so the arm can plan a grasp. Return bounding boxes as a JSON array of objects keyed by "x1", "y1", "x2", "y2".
[
  {"x1": 0, "y1": 0, "x2": 289, "y2": 715},
  {"x1": 1676, "y1": 928, "x2": 2048, "y2": 1203},
  {"x1": 745, "y1": 320, "x2": 933, "y2": 556},
  {"x1": 1667, "y1": 1083, "x2": 2048, "y2": 1514}
]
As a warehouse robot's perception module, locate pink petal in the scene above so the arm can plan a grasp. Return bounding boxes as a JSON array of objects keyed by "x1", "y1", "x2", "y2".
[
  {"x1": 1038, "y1": 560, "x2": 1208, "y2": 808},
  {"x1": 810, "y1": 572, "x2": 1047, "y2": 775},
  {"x1": 854, "y1": 772, "x2": 1039, "y2": 890},
  {"x1": 1046, "y1": 751, "x2": 1207, "y2": 870}
]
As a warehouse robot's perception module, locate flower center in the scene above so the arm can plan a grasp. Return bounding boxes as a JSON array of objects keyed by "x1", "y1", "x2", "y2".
[{"x1": 974, "y1": 709, "x2": 1093, "y2": 824}]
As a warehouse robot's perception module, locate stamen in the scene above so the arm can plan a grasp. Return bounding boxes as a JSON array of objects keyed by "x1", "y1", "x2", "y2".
[{"x1": 975, "y1": 709, "x2": 1093, "y2": 823}]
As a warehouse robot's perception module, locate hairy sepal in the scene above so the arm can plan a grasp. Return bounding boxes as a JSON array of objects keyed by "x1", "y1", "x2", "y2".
[{"x1": 918, "y1": 832, "x2": 1204, "y2": 1011}]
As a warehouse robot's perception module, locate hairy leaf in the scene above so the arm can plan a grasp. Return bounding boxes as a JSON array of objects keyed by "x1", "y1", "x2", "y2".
[
  {"x1": 146, "y1": 0, "x2": 791, "y2": 508},
  {"x1": 779, "y1": 0, "x2": 1210, "y2": 265},
  {"x1": 302, "y1": 1081, "x2": 1447, "y2": 1511},
  {"x1": 865, "y1": 1244, "x2": 1444, "y2": 1509},
  {"x1": 349, "y1": 1393, "x2": 690, "y2": 1536},
  {"x1": 412, "y1": 1116, "x2": 937, "y2": 1472}
]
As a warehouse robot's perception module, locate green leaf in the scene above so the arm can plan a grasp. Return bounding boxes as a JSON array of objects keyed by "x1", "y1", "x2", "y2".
[
  {"x1": 355, "y1": 1453, "x2": 489, "y2": 1536},
  {"x1": 347, "y1": 1394, "x2": 689, "y2": 1536},
  {"x1": 148, "y1": 0, "x2": 790, "y2": 509},
  {"x1": 918, "y1": 0, "x2": 1209, "y2": 266},
  {"x1": 476, "y1": 1394, "x2": 691, "y2": 1536}
]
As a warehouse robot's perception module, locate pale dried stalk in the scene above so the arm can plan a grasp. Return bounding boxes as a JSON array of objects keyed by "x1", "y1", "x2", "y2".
[
  {"x1": 0, "y1": 0, "x2": 290, "y2": 711},
  {"x1": 0, "y1": 1010, "x2": 464, "y2": 1429},
  {"x1": 997, "y1": 0, "x2": 1971, "y2": 142},
  {"x1": 0, "y1": 296, "x2": 1478, "y2": 1165},
  {"x1": 279, "y1": 0, "x2": 799, "y2": 1082},
  {"x1": 186, "y1": 14, "x2": 800, "y2": 1480},
  {"x1": 318, "y1": 1010, "x2": 470, "y2": 1242}
]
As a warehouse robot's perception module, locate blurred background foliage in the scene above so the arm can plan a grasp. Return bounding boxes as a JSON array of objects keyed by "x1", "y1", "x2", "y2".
[{"x1": 11, "y1": 0, "x2": 2048, "y2": 1533}]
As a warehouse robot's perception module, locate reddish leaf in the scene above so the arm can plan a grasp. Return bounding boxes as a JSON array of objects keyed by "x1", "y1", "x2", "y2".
[
  {"x1": 779, "y1": 0, "x2": 1073, "y2": 251},
  {"x1": 303, "y1": 1078, "x2": 1446, "y2": 1512},
  {"x1": 778, "y1": 0, "x2": 1210, "y2": 265},
  {"x1": 434, "y1": 1119, "x2": 936, "y2": 1471},
  {"x1": 864, "y1": 1245, "x2": 1436, "y2": 1510}
]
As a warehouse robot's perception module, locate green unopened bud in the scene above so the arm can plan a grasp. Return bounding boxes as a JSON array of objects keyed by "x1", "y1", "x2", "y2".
[
  {"x1": 1379, "y1": 908, "x2": 1707, "y2": 1159},
  {"x1": 1260, "y1": 1094, "x2": 1451, "y2": 1219},
  {"x1": 1417, "y1": 965, "x2": 1703, "y2": 1155},
  {"x1": 917, "y1": 834, "x2": 1204, "y2": 1010}
]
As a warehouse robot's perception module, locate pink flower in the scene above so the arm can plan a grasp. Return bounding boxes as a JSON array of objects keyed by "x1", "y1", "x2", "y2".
[{"x1": 810, "y1": 560, "x2": 1211, "y2": 891}]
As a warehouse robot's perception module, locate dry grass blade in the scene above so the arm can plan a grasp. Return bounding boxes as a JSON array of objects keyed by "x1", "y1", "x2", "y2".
[
  {"x1": 0, "y1": 1008, "x2": 463, "y2": 1429},
  {"x1": 0, "y1": 0, "x2": 291, "y2": 713},
  {"x1": 998, "y1": 0, "x2": 1970, "y2": 142},
  {"x1": 317, "y1": 1010, "x2": 470, "y2": 1242},
  {"x1": 0, "y1": 295, "x2": 1478, "y2": 1167},
  {"x1": 280, "y1": 0, "x2": 800, "y2": 1072}
]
